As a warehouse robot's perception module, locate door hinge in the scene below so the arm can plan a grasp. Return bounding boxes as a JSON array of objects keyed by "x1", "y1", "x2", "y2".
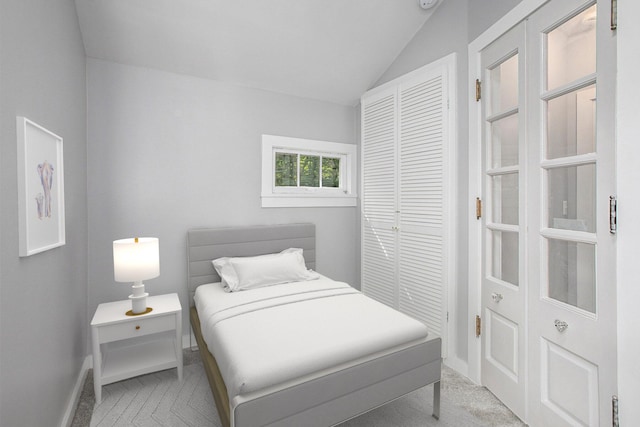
[
  {"x1": 611, "y1": 0, "x2": 617, "y2": 30},
  {"x1": 475, "y1": 315, "x2": 482, "y2": 337},
  {"x1": 475, "y1": 79, "x2": 482, "y2": 102},
  {"x1": 609, "y1": 196, "x2": 617, "y2": 234},
  {"x1": 612, "y1": 395, "x2": 619, "y2": 427},
  {"x1": 476, "y1": 197, "x2": 482, "y2": 220}
]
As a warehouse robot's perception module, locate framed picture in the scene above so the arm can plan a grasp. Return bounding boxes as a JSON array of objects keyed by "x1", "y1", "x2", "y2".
[{"x1": 17, "y1": 117, "x2": 65, "y2": 256}]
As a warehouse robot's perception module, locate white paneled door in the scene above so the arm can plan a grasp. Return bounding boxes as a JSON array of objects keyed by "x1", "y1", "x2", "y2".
[
  {"x1": 480, "y1": 22, "x2": 527, "y2": 421},
  {"x1": 478, "y1": 1, "x2": 617, "y2": 425},
  {"x1": 526, "y1": 1, "x2": 616, "y2": 425}
]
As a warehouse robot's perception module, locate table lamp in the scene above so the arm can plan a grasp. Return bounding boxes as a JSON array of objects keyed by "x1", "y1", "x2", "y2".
[{"x1": 113, "y1": 237, "x2": 159, "y2": 315}]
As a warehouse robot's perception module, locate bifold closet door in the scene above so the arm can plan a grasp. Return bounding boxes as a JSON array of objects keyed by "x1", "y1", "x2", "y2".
[
  {"x1": 361, "y1": 60, "x2": 451, "y2": 348},
  {"x1": 397, "y1": 70, "x2": 448, "y2": 338},
  {"x1": 361, "y1": 86, "x2": 398, "y2": 309}
]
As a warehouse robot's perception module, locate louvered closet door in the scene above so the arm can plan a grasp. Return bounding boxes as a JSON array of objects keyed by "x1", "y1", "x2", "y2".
[
  {"x1": 361, "y1": 87, "x2": 398, "y2": 308},
  {"x1": 398, "y1": 71, "x2": 447, "y2": 337}
]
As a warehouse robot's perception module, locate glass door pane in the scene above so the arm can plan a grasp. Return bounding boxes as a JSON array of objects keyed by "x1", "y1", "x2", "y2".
[
  {"x1": 492, "y1": 230, "x2": 519, "y2": 286},
  {"x1": 546, "y1": 5, "x2": 596, "y2": 91},
  {"x1": 547, "y1": 85, "x2": 596, "y2": 159},
  {"x1": 490, "y1": 54, "x2": 519, "y2": 112},
  {"x1": 547, "y1": 164, "x2": 595, "y2": 232},
  {"x1": 547, "y1": 238, "x2": 595, "y2": 313},
  {"x1": 543, "y1": 3, "x2": 597, "y2": 310},
  {"x1": 491, "y1": 114, "x2": 519, "y2": 168},
  {"x1": 492, "y1": 173, "x2": 519, "y2": 225}
]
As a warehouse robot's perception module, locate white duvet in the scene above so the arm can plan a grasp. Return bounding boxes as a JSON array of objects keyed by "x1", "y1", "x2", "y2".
[{"x1": 194, "y1": 276, "x2": 430, "y2": 401}]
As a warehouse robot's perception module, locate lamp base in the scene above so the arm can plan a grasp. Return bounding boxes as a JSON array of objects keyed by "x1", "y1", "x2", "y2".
[
  {"x1": 128, "y1": 282, "x2": 151, "y2": 315},
  {"x1": 125, "y1": 307, "x2": 153, "y2": 316}
]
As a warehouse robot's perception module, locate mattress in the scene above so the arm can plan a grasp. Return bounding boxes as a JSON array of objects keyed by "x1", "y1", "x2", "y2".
[{"x1": 194, "y1": 276, "x2": 432, "y2": 402}]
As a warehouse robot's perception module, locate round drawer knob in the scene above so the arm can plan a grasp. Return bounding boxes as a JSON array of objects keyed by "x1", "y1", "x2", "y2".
[{"x1": 135, "y1": 325, "x2": 141, "y2": 330}]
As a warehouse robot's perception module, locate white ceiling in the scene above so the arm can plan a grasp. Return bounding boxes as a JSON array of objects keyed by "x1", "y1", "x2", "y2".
[{"x1": 74, "y1": 0, "x2": 440, "y2": 106}]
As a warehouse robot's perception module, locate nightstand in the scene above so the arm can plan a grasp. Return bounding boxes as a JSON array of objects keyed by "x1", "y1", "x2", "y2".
[{"x1": 91, "y1": 293, "x2": 183, "y2": 404}]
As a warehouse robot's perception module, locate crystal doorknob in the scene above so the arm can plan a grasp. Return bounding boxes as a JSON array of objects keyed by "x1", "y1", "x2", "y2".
[
  {"x1": 554, "y1": 319, "x2": 569, "y2": 332},
  {"x1": 491, "y1": 292, "x2": 503, "y2": 303}
]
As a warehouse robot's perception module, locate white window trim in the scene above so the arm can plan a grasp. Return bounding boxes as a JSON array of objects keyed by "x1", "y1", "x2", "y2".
[{"x1": 261, "y1": 134, "x2": 357, "y2": 207}]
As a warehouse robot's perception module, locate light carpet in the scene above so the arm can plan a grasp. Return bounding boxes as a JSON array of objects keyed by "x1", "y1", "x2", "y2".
[{"x1": 72, "y1": 351, "x2": 525, "y2": 427}]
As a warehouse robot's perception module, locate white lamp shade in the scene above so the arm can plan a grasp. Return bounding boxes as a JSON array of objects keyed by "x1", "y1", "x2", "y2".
[{"x1": 113, "y1": 237, "x2": 160, "y2": 282}]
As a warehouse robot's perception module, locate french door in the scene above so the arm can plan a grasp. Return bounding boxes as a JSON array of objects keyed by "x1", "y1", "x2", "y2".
[
  {"x1": 526, "y1": 0, "x2": 616, "y2": 425},
  {"x1": 480, "y1": 22, "x2": 527, "y2": 421},
  {"x1": 479, "y1": 0, "x2": 616, "y2": 425}
]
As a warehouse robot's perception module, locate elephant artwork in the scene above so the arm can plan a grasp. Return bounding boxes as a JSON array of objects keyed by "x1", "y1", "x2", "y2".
[
  {"x1": 35, "y1": 193, "x2": 44, "y2": 219},
  {"x1": 36, "y1": 160, "x2": 54, "y2": 219}
]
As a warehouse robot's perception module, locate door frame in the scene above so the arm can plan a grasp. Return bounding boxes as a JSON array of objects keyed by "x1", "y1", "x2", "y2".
[
  {"x1": 467, "y1": 0, "x2": 550, "y2": 384},
  {"x1": 617, "y1": 1, "x2": 640, "y2": 424}
]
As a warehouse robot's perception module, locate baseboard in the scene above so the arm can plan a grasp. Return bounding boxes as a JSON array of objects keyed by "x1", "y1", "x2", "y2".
[
  {"x1": 60, "y1": 355, "x2": 92, "y2": 427},
  {"x1": 443, "y1": 355, "x2": 470, "y2": 380}
]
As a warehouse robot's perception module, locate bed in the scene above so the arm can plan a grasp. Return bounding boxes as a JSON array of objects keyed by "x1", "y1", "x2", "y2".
[{"x1": 187, "y1": 223, "x2": 441, "y2": 427}]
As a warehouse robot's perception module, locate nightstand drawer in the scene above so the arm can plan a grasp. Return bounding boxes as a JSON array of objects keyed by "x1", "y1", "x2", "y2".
[{"x1": 99, "y1": 314, "x2": 176, "y2": 343}]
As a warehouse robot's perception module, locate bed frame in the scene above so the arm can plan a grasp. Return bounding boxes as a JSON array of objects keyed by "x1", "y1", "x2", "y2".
[{"x1": 187, "y1": 223, "x2": 441, "y2": 427}]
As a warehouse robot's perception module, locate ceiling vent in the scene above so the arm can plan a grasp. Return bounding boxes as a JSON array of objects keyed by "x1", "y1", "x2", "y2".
[{"x1": 419, "y1": 0, "x2": 439, "y2": 10}]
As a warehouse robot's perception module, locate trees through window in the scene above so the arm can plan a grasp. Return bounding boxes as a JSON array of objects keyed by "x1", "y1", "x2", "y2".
[{"x1": 275, "y1": 152, "x2": 341, "y2": 189}]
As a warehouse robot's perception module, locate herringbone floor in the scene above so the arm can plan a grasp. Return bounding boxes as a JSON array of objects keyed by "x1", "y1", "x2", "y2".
[
  {"x1": 90, "y1": 363, "x2": 217, "y2": 426},
  {"x1": 74, "y1": 350, "x2": 525, "y2": 427}
]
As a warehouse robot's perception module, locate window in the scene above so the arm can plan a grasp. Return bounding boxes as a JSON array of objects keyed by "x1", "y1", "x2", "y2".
[
  {"x1": 261, "y1": 135, "x2": 357, "y2": 207},
  {"x1": 275, "y1": 152, "x2": 342, "y2": 189}
]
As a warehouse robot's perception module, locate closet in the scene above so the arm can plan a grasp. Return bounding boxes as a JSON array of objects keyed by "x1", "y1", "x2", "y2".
[{"x1": 360, "y1": 55, "x2": 455, "y2": 352}]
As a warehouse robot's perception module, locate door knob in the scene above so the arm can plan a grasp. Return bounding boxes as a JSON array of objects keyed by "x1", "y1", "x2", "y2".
[
  {"x1": 491, "y1": 292, "x2": 503, "y2": 303},
  {"x1": 554, "y1": 319, "x2": 568, "y2": 332}
]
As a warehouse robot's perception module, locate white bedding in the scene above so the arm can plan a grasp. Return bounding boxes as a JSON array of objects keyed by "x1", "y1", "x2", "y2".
[{"x1": 194, "y1": 276, "x2": 430, "y2": 403}]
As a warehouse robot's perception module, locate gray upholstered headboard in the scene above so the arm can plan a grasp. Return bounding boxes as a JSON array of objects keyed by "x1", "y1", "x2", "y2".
[{"x1": 187, "y1": 223, "x2": 316, "y2": 306}]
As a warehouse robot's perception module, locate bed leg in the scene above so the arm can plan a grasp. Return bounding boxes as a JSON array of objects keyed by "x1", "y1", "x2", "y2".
[{"x1": 432, "y1": 380, "x2": 441, "y2": 420}]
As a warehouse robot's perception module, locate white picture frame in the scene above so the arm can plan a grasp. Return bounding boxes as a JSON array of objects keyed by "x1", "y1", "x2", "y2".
[{"x1": 17, "y1": 117, "x2": 65, "y2": 256}]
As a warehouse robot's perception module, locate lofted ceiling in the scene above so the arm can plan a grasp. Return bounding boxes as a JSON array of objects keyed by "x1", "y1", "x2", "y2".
[{"x1": 74, "y1": 0, "x2": 440, "y2": 106}]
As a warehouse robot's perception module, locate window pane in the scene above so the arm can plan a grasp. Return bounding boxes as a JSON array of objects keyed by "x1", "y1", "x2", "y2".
[
  {"x1": 275, "y1": 153, "x2": 297, "y2": 187},
  {"x1": 491, "y1": 230, "x2": 519, "y2": 286},
  {"x1": 322, "y1": 157, "x2": 340, "y2": 188},
  {"x1": 548, "y1": 164, "x2": 595, "y2": 232},
  {"x1": 490, "y1": 53, "x2": 518, "y2": 115},
  {"x1": 547, "y1": 238, "x2": 595, "y2": 313},
  {"x1": 547, "y1": 5, "x2": 596, "y2": 91},
  {"x1": 491, "y1": 114, "x2": 519, "y2": 168},
  {"x1": 300, "y1": 155, "x2": 320, "y2": 187},
  {"x1": 547, "y1": 85, "x2": 596, "y2": 159},
  {"x1": 491, "y1": 173, "x2": 519, "y2": 225}
]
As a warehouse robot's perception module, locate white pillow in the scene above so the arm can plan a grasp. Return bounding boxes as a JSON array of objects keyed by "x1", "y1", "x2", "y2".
[
  {"x1": 211, "y1": 248, "x2": 319, "y2": 292},
  {"x1": 211, "y1": 256, "x2": 239, "y2": 291}
]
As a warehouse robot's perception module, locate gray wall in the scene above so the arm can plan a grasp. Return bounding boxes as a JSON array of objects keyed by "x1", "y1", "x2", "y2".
[
  {"x1": 468, "y1": 0, "x2": 525, "y2": 42},
  {"x1": 86, "y1": 59, "x2": 358, "y2": 335},
  {"x1": 370, "y1": 0, "x2": 523, "y2": 364},
  {"x1": 0, "y1": 0, "x2": 88, "y2": 425}
]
